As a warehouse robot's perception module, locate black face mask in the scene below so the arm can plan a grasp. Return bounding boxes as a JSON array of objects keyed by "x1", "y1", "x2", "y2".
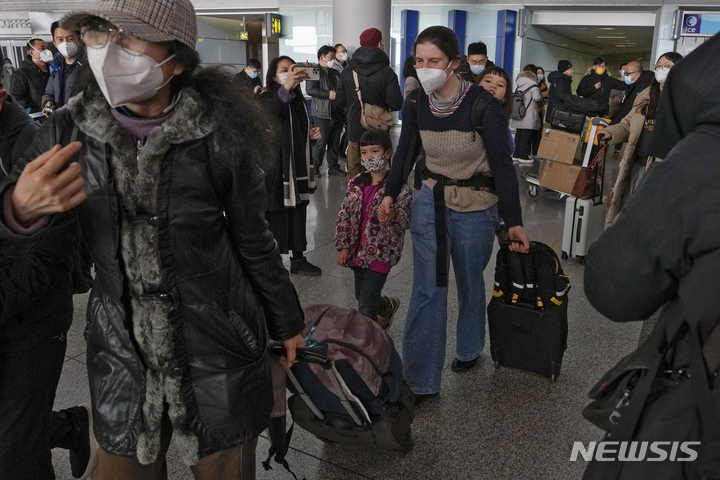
[{"x1": 650, "y1": 36, "x2": 720, "y2": 159}]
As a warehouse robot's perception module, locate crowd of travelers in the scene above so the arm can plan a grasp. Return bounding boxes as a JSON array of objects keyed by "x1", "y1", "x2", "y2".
[{"x1": 0, "y1": 0, "x2": 717, "y2": 478}]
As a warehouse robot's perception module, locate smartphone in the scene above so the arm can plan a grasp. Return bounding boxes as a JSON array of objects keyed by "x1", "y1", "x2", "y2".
[{"x1": 292, "y1": 64, "x2": 321, "y2": 82}]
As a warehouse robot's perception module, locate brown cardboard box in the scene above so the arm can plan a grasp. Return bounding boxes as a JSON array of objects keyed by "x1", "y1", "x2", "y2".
[
  {"x1": 539, "y1": 160, "x2": 582, "y2": 194},
  {"x1": 537, "y1": 128, "x2": 581, "y2": 165}
]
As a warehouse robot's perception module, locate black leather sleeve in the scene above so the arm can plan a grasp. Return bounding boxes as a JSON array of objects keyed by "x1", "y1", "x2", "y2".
[{"x1": 214, "y1": 154, "x2": 305, "y2": 341}]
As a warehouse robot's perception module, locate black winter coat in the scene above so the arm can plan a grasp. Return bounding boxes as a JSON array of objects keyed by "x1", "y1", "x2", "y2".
[
  {"x1": 42, "y1": 51, "x2": 86, "y2": 107},
  {"x1": 545, "y1": 71, "x2": 573, "y2": 123},
  {"x1": 336, "y1": 47, "x2": 403, "y2": 142},
  {"x1": 261, "y1": 83, "x2": 313, "y2": 212},
  {"x1": 0, "y1": 99, "x2": 74, "y2": 344},
  {"x1": 0, "y1": 85, "x2": 305, "y2": 459},
  {"x1": 9, "y1": 56, "x2": 49, "y2": 113},
  {"x1": 576, "y1": 70, "x2": 626, "y2": 116}
]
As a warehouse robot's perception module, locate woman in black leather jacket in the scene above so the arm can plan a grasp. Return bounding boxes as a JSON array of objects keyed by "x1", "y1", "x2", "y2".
[{"x1": 0, "y1": 2, "x2": 305, "y2": 478}]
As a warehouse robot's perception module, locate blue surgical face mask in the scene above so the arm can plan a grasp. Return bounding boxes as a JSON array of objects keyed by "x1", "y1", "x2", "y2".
[
  {"x1": 470, "y1": 64, "x2": 485, "y2": 75},
  {"x1": 624, "y1": 75, "x2": 636, "y2": 85},
  {"x1": 249, "y1": 70, "x2": 259, "y2": 79}
]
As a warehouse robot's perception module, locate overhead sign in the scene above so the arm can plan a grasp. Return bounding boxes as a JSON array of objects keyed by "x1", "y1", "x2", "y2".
[
  {"x1": 0, "y1": 12, "x2": 32, "y2": 36},
  {"x1": 681, "y1": 11, "x2": 720, "y2": 37},
  {"x1": 239, "y1": 31, "x2": 249, "y2": 40},
  {"x1": 266, "y1": 13, "x2": 282, "y2": 38}
]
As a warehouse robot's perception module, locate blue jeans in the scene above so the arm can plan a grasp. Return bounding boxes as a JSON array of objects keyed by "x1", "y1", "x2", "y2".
[{"x1": 402, "y1": 186, "x2": 498, "y2": 394}]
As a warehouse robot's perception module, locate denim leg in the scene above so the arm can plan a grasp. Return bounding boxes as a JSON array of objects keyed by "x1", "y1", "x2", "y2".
[
  {"x1": 448, "y1": 205, "x2": 499, "y2": 361},
  {"x1": 354, "y1": 268, "x2": 388, "y2": 320},
  {"x1": 402, "y1": 186, "x2": 448, "y2": 394}
]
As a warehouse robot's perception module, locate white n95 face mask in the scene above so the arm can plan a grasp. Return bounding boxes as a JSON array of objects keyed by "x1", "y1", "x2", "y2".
[
  {"x1": 655, "y1": 68, "x2": 670, "y2": 84},
  {"x1": 32, "y1": 45, "x2": 54, "y2": 63},
  {"x1": 416, "y1": 62, "x2": 453, "y2": 95},
  {"x1": 87, "y1": 42, "x2": 176, "y2": 108}
]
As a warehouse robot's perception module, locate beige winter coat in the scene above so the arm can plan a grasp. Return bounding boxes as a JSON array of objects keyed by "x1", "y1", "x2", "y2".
[{"x1": 603, "y1": 86, "x2": 652, "y2": 224}]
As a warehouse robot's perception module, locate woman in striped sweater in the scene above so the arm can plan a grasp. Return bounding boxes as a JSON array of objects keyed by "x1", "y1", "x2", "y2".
[{"x1": 378, "y1": 26, "x2": 530, "y2": 403}]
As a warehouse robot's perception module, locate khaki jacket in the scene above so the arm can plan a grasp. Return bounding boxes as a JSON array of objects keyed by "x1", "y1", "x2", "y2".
[{"x1": 603, "y1": 87, "x2": 652, "y2": 223}]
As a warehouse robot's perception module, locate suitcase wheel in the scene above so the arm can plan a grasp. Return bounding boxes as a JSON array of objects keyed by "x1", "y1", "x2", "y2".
[
  {"x1": 577, "y1": 256, "x2": 586, "y2": 265},
  {"x1": 550, "y1": 374, "x2": 556, "y2": 383},
  {"x1": 494, "y1": 360, "x2": 501, "y2": 369},
  {"x1": 561, "y1": 251, "x2": 568, "y2": 260}
]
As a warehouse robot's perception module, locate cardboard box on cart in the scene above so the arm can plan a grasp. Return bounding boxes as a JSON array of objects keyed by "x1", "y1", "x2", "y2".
[
  {"x1": 539, "y1": 160, "x2": 582, "y2": 195},
  {"x1": 537, "y1": 128, "x2": 581, "y2": 165}
]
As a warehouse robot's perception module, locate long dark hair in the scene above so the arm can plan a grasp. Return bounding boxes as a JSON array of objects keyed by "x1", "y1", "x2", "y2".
[
  {"x1": 266, "y1": 55, "x2": 303, "y2": 98},
  {"x1": 478, "y1": 66, "x2": 514, "y2": 119},
  {"x1": 165, "y1": 41, "x2": 276, "y2": 171},
  {"x1": 412, "y1": 26, "x2": 460, "y2": 64},
  {"x1": 637, "y1": 51, "x2": 683, "y2": 121},
  {"x1": 402, "y1": 55, "x2": 417, "y2": 80}
]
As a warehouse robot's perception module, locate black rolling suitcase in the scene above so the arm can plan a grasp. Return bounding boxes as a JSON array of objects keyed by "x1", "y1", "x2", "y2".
[{"x1": 487, "y1": 241, "x2": 570, "y2": 382}]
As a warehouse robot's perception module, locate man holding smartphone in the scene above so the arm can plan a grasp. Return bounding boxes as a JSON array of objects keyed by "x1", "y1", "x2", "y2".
[{"x1": 306, "y1": 45, "x2": 344, "y2": 177}]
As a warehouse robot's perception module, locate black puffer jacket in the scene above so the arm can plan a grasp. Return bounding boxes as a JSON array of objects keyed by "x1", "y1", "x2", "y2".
[
  {"x1": 576, "y1": 70, "x2": 626, "y2": 116},
  {"x1": 9, "y1": 56, "x2": 49, "y2": 113},
  {"x1": 336, "y1": 47, "x2": 403, "y2": 142},
  {"x1": 545, "y1": 71, "x2": 573, "y2": 123},
  {"x1": 0, "y1": 84, "x2": 305, "y2": 460},
  {"x1": 0, "y1": 98, "x2": 74, "y2": 344},
  {"x1": 42, "y1": 51, "x2": 86, "y2": 108}
]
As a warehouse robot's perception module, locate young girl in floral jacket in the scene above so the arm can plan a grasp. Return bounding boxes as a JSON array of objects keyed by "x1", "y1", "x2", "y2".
[{"x1": 335, "y1": 129, "x2": 412, "y2": 329}]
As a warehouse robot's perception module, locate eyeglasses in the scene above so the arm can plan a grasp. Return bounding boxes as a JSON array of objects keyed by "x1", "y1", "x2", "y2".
[
  {"x1": 624, "y1": 70, "x2": 640, "y2": 76},
  {"x1": 81, "y1": 22, "x2": 147, "y2": 56},
  {"x1": 653, "y1": 64, "x2": 673, "y2": 72}
]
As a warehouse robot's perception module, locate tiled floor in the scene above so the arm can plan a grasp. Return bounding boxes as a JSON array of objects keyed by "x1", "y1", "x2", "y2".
[{"x1": 51, "y1": 129, "x2": 639, "y2": 479}]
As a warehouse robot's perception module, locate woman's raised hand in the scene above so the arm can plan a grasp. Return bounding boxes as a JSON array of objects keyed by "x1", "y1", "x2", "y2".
[{"x1": 11, "y1": 142, "x2": 86, "y2": 225}]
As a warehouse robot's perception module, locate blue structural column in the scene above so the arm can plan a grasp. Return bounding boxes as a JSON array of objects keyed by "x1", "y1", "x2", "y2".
[
  {"x1": 495, "y1": 10, "x2": 517, "y2": 72},
  {"x1": 401, "y1": 10, "x2": 419, "y2": 63},
  {"x1": 448, "y1": 10, "x2": 467, "y2": 55}
]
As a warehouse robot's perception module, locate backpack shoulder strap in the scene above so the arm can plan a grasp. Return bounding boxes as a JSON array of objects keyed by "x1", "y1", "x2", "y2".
[
  {"x1": 352, "y1": 70, "x2": 363, "y2": 104},
  {"x1": 471, "y1": 89, "x2": 498, "y2": 136}
]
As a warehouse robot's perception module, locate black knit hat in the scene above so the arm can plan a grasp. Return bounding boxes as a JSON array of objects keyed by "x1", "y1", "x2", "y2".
[
  {"x1": 468, "y1": 42, "x2": 487, "y2": 56},
  {"x1": 557, "y1": 60, "x2": 572, "y2": 73}
]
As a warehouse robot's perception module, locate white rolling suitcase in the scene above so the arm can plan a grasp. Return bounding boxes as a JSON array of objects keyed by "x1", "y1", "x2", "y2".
[{"x1": 561, "y1": 118, "x2": 609, "y2": 263}]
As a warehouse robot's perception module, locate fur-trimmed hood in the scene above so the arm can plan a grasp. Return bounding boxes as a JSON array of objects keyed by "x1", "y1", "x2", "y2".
[{"x1": 517, "y1": 70, "x2": 538, "y2": 82}]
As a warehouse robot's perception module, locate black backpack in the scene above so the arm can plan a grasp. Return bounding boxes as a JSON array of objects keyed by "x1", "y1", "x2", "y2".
[
  {"x1": 510, "y1": 84, "x2": 537, "y2": 121},
  {"x1": 492, "y1": 241, "x2": 570, "y2": 308}
]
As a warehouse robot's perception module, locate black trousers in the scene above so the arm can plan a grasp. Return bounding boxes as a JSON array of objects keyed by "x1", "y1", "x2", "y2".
[
  {"x1": 530, "y1": 128, "x2": 542, "y2": 156},
  {"x1": 0, "y1": 333, "x2": 67, "y2": 480},
  {"x1": 312, "y1": 117, "x2": 343, "y2": 170},
  {"x1": 353, "y1": 268, "x2": 389, "y2": 320},
  {"x1": 513, "y1": 128, "x2": 535, "y2": 160}
]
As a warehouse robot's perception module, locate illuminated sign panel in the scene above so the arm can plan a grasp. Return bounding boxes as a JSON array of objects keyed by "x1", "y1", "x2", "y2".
[
  {"x1": 266, "y1": 13, "x2": 282, "y2": 38},
  {"x1": 240, "y1": 31, "x2": 249, "y2": 40}
]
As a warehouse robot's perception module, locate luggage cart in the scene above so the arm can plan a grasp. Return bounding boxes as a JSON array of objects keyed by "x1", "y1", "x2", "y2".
[{"x1": 523, "y1": 170, "x2": 571, "y2": 201}]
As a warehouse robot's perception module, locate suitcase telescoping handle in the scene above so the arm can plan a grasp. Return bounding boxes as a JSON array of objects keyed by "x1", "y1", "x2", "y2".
[
  {"x1": 268, "y1": 343, "x2": 368, "y2": 426},
  {"x1": 582, "y1": 117, "x2": 610, "y2": 168}
]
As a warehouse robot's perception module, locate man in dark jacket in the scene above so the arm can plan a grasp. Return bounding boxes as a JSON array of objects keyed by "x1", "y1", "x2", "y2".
[
  {"x1": 42, "y1": 21, "x2": 86, "y2": 114},
  {"x1": 307, "y1": 45, "x2": 344, "y2": 176},
  {"x1": 336, "y1": 27, "x2": 403, "y2": 178},
  {"x1": 10, "y1": 38, "x2": 50, "y2": 113},
  {"x1": 576, "y1": 56, "x2": 626, "y2": 117},
  {"x1": 233, "y1": 58, "x2": 263, "y2": 95},
  {"x1": 611, "y1": 60, "x2": 654, "y2": 124},
  {"x1": 545, "y1": 60, "x2": 574, "y2": 123},
  {"x1": 457, "y1": 41, "x2": 495, "y2": 84}
]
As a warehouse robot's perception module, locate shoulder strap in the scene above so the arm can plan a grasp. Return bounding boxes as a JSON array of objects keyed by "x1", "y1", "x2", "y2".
[
  {"x1": 471, "y1": 89, "x2": 497, "y2": 136},
  {"x1": 352, "y1": 70, "x2": 363, "y2": 104}
]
